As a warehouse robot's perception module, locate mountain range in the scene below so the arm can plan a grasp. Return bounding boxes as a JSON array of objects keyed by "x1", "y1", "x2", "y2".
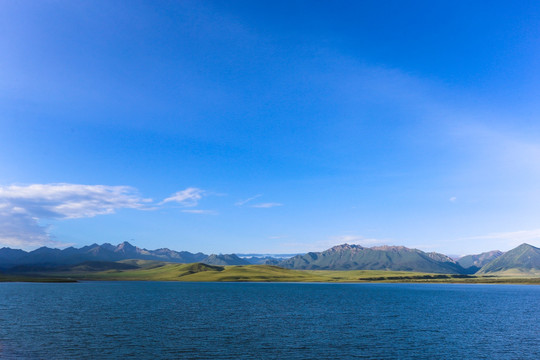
[
  {"x1": 1, "y1": 241, "x2": 540, "y2": 276},
  {"x1": 0, "y1": 241, "x2": 249, "y2": 269},
  {"x1": 275, "y1": 244, "x2": 466, "y2": 274}
]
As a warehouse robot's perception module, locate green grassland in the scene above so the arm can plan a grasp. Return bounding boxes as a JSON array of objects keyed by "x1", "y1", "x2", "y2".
[{"x1": 6, "y1": 260, "x2": 539, "y2": 284}]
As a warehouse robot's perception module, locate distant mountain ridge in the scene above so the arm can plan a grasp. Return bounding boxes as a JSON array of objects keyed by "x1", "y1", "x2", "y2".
[
  {"x1": 2, "y1": 242, "x2": 539, "y2": 276},
  {"x1": 276, "y1": 244, "x2": 467, "y2": 274},
  {"x1": 0, "y1": 242, "x2": 246, "y2": 268}
]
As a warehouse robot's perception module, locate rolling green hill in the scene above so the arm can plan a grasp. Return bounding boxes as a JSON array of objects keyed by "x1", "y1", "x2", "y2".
[
  {"x1": 66, "y1": 262, "x2": 325, "y2": 282},
  {"x1": 39, "y1": 262, "x2": 470, "y2": 282},
  {"x1": 477, "y1": 243, "x2": 540, "y2": 276},
  {"x1": 6, "y1": 258, "x2": 460, "y2": 282}
]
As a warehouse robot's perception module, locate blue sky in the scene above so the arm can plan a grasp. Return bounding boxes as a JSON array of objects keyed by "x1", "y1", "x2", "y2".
[{"x1": 1, "y1": 1, "x2": 540, "y2": 255}]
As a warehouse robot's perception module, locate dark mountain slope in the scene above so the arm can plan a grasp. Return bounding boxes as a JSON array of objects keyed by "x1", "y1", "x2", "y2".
[
  {"x1": 0, "y1": 247, "x2": 28, "y2": 267},
  {"x1": 278, "y1": 244, "x2": 466, "y2": 274},
  {"x1": 477, "y1": 244, "x2": 540, "y2": 276},
  {"x1": 0, "y1": 242, "x2": 207, "y2": 269},
  {"x1": 457, "y1": 250, "x2": 503, "y2": 272}
]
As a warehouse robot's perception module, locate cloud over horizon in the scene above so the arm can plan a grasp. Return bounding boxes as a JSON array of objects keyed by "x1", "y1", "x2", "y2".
[
  {"x1": 461, "y1": 229, "x2": 540, "y2": 250},
  {"x1": 0, "y1": 184, "x2": 149, "y2": 219},
  {"x1": 276, "y1": 234, "x2": 390, "y2": 253},
  {"x1": 0, "y1": 183, "x2": 207, "y2": 249}
]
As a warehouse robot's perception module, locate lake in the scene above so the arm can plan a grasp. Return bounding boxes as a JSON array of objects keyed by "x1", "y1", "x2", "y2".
[{"x1": 0, "y1": 282, "x2": 539, "y2": 359}]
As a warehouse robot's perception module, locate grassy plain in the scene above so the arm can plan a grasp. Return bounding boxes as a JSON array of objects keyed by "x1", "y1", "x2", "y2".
[{"x1": 6, "y1": 260, "x2": 539, "y2": 284}]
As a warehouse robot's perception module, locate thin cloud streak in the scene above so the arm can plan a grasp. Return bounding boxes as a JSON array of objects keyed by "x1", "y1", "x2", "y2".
[
  {"x1": 160, "y1": 187, "x2": 204, "y2": 207},
  {"x1": 235, "y1": 194, "x2": 262, "y2": 206},
  {"x1": 251, "y1": 203, "x2": 283, "y2": 208},
  {"x1": 181, "y1": 209, "x2": 218, "y2": 215}
]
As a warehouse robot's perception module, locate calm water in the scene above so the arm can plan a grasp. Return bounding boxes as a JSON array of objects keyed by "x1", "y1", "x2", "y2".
[{"x1": 0, "y1": 282, "x2": 539, "y2": 359}]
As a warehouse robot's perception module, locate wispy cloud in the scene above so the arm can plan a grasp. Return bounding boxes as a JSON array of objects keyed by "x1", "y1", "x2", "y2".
[
  {"x1": 235, "y1": 194, "x2": 262, "y2": 206},
  {"x1": 235, "y1": 194, "x2": 283, "y2": 209},
  {"x1": 328, "y1": 56, "x2": 540, "y2": 181},
  {"x1": 0, "y1": 183, "x2": 208, "y2": 249},
  {"x1": 0, "y1": 183, "x2": 150, "y2": 249},
  {"x1": 160, "y1": 187, "x2": 204, "y2": 206},
  {"x1": 0, "y1": 183, "x2": 148, "y2": 219},
  {"x1": 181, "y1": 209, "x2": 217, "y2": 215},
  {"x1": 461, "y1": 229, "x2": 540, "y2": 249},
  {"x1": 251, "y1": 202, "x2": 283, "y2": 208}
]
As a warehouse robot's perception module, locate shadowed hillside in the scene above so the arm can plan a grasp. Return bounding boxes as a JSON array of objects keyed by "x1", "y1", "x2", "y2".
[
  {"x1": 477, "y1": 244, "x2": 540, "y2": 276},
  {"x1": 457, "y1": 250, "x2": 503, "y2": 272},
  {"x1": 278, "y1": 244, "x2": 467, "y2": 274}
]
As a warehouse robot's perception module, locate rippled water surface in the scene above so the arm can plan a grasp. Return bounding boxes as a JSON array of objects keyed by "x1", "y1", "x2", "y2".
[{"x1": 0, "y1": 282, "x2": 539, "y2": 359}]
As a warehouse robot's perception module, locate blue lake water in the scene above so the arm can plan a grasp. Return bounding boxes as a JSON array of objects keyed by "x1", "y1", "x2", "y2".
[{"x1": 0, "y1": 282, "x2": 539, "y2": 359}]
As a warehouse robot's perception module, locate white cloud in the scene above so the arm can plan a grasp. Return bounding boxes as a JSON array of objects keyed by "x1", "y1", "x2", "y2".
[
  {"x1": 449, "y1": 196, "x2": 457, "y2": 202},
  {"x1": 0, "y1": 183, "x2": 207, "y2": 249},
  {"x1": 0, "y1": 183, "x2": 150, "y2": 249},
  {"x1": 235, "y1": 194, "x2": 262, "y2": 206},
  {"x1": 0, "y1": 183, "x2": 146, "y2": 219},
  {"x1": 181, "y1": 209, "x2": 217, "y2": 215},
  {"x1": 160, "y1": 187, "x2": 204, "y2": 207},
  {"x1": 251, "y1": 202, "x2": 283, "y2": 208}
]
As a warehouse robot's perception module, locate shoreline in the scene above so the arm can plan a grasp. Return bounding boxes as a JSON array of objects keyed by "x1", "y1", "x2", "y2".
[{"x1": 2, "y1": 277, "x2": 539, "y2": 285}]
